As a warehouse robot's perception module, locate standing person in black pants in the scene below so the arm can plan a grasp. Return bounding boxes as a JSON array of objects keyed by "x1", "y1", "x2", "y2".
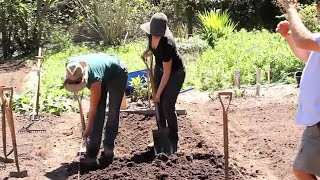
[{"x1": 140, "y1": 13, "x2": 186, "y2": 153}]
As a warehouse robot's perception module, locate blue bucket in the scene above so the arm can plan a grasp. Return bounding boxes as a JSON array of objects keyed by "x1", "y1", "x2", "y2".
[{"x1": 126, "y1": 69, "x2": 148, "y2": 94}]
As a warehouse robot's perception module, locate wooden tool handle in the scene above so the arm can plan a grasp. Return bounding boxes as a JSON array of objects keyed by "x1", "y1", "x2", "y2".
[
  {"x1": 0, "y1": 87, "x2": 13, "y2": 104},
  {"x1": 218, "y1": 91, "x2": 233, "y2": 112}
]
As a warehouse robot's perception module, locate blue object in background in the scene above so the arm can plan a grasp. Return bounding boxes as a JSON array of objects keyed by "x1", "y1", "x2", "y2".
[{"x1": 126, "y1": 69, "x2": 148, "y2": 94}]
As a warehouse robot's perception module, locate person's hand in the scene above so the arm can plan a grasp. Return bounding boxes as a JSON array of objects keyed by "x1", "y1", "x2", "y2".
[
  {"x1": 276, "y1": 20, "x2": 291, "y2": 38},
  {"x1": 83, "y1": 127, "x2": 92, "y2": 139},
  {"x1": 153, "y1": 94, "x2": 160, "y2": 104},
  {"x1": 141, "y1": 50, "x2": 152, "y2": 60},
  {"x1": 285, "y1": 0, "x2": 298, "y2": 11}
]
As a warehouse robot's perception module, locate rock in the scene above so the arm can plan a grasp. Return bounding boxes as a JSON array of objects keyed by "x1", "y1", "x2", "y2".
[{"x1": 62, "y1": 129, "x2": 73, "y2": 136}]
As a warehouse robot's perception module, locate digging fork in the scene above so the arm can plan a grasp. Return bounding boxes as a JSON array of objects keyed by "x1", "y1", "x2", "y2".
[
  {"x1": 0, "y1": 86, "x2": 28, "y2": 177},
  {"x1": 218, "y1": 91, "x2": 233, "y2": 180}
]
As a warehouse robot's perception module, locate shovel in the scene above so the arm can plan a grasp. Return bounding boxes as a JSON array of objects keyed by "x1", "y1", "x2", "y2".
[
  {"x1": 74, "y1": 92, "x2": 87, "y2": 155},
  {"x1": 141, "y1": 55, "x2": 172, "y2": 155}
]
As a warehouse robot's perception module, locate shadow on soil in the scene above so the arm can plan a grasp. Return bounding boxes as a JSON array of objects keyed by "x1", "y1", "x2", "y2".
[{"x1": 44, "y1": 149, "x2": 155, "y2": 180}]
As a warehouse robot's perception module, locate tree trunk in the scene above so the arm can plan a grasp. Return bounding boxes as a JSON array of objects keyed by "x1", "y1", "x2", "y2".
[
  {"x1": 0, "y1": 9, "x2": 8, "y2": 59},
  {"x1": 186, "y1": 1, "x2": 194, "y2": 37}
]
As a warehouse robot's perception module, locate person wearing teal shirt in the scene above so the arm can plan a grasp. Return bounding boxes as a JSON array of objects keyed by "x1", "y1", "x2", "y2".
[{"x1": 64, "y1": 53, "x2": 128, "y2": 166}]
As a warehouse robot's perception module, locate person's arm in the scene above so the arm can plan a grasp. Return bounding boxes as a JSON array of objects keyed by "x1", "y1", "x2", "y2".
[
  {"x1": 286, "y1": 1, "x2": 320, "y2": 51},
  {"x1": 155, "y1": 60, "x2": 172, "y2": 102},
  {"x1": 285, "y1": 35, "x2": 310, "y2": 62},
  {"x1": 277, "y1": 20, "x2": 310, "y2": 62},
  {"x1": 83, "y1": 81, "x2": 101, "y2": 138}
]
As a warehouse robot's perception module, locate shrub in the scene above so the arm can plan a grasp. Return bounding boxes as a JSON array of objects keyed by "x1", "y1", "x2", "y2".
[
  {"x1": 299, "y1": 4, "x2": 320, "y2": 32},
  {"x1": 185, "y1": 29, "x2": 304, "y2": 91},
  {"x1": 198, "y1": 9, "x2": 237, "y2": 47},
  {"x1": 129, "y1": 75, "x2": 149, "y2": 102},
  {"x1": 177, "y1": 36, "x2": 209, "y2": 55}
]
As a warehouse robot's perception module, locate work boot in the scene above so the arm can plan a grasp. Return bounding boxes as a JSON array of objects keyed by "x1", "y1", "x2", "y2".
[
  {"x1": 147, "y1": 142, "x2": 154, "y2": 149},
  {"x1": 98, "y1": 146, "x2": 114, "y2": 168},
  {"x1": 171, "y1": 141, "x2": 179, "y2": 154},
  {"x1": 80, "y1": 155, "x2": 98, "y2": 167},
  {"x1": 103, "y1": 147, "x2": 114, "y2": 159}
]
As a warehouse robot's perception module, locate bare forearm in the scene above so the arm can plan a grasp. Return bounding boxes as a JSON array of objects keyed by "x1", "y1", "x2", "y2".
[
  {"x1": 87, "y1": 108, "x2": 96, "y2": 131},
  {"x1": 288, "y1": 8, "x2": 320, "y2": 51},
  {"x1": 156, "y1": 73, "x2": 170, "y2": 97},
  {"x1": 285, "y1": 35, "x2": 310, "y2": 62}
]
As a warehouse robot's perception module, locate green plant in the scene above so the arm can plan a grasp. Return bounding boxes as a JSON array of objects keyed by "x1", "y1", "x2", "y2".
[
  {"x1": 185, "y1": 29, "x2": 304, "y2": 91},
  {"x1": 12, "y1": 91, "x2": 34, "y2": 115},
  {"x1": 299, "y1": 3, "x2": 320, "y2": 32},
  {"x1": 50, "y1": 29, "x2": 73, "y2": 51},
  {"x1": 129, "y1": 75, "x2": 149, "y2": 102},
  {"x1": 0, "y1": 0, "x2": 58, "y2": 59},
  {"x1": 198, "y1": 9, "x2": 237, "y2": 47},
  {"x1": 177, "y1": 36, "x2": 209, "y2": 55}
]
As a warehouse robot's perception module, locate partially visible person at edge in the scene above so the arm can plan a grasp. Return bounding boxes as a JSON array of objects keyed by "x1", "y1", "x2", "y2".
[
  {"x1": 276, "y1": 0, "x2": 320, "y2": 179},
  {"x1": 63, "y1": 53, "x2": 128, "y2": 166},
  {"x1": 140, "y1": 13, "x2": 186, "y2": 153}
]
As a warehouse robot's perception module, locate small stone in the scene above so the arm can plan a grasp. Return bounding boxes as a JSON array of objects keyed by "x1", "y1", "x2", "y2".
[{"x1": 62, "y1": 129, "x2": 73, "y2": 136}]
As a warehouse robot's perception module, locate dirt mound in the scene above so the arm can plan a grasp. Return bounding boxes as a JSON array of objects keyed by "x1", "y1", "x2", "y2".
[{"x1": 65, "y1": 113, "x2": 253, "y2": 180}]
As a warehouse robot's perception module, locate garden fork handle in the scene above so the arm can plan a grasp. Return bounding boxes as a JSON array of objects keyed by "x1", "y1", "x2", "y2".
[
  {"x1": 218, "y1": 91, "x2": 232, "y2": 180},
  {"x1": 141, "y1": 55, "x2": 161, "y2": 128},
  {"x1": 0, "y1": 87, "x2": 20, "y2": 172},
  {"x1": 74, "y1": 92, "x2": 87, "y2": 147}
]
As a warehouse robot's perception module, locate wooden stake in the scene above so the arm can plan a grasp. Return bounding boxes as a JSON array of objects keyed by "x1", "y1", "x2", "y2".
[
  {"x1": 256, "y1": 68, "x2": 261, "y2": 96},
  {"x1": 267, "y1": 66, "x2": 271, "y2": 86},
  {"x1": 234, "y1": 70, "x2": 240, "y2": 88}
]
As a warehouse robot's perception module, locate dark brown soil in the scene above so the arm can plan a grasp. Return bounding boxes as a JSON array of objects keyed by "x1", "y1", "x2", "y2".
[{"x1": 64, "y1": 113, "x2": 253, "y2": 180}]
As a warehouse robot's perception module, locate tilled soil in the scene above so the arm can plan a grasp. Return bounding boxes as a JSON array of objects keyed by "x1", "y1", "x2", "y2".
[{"x1": 65, "y1": 114, "x2": 253, "y2": 180}]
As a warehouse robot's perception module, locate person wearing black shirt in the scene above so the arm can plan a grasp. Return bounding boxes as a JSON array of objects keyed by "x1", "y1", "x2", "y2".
[{"x1": 140, "y1": 13, "x2": 186, "y2": 153}]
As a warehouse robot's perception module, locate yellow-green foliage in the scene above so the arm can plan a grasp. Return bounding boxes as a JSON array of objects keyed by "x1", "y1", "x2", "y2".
[{"x1": 185, "y1": 29, "x2": 304, "y2": 91}]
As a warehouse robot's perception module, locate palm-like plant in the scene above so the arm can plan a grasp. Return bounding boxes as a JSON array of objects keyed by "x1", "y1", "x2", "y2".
[{"x1": 198, "y1": 9, "x2": 237, "y2": 47}]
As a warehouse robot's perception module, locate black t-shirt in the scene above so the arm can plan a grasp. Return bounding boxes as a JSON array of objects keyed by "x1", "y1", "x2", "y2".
[{"x1": 148, "y1": 35, "x2": 184, "y2": 71}]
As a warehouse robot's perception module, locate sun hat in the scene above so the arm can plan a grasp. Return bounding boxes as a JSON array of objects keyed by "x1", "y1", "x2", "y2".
[
  {"x1": 64, "y1": 62, "x2": 88, "y2": 92},
  {"x1": 140, "y1": 13, "x2": 173, "y2": 37}
]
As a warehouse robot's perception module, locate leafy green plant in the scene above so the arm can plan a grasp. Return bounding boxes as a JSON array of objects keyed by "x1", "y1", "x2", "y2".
[
  {"x1": 185, "y1": 29, "x2": 304, "y2": 91},
  {"x1": 299, "y1": 3, "x2": 320, "y2": 32},
  {"x1": 177, "y1": 36, "x2": 209, "y2": 55},
  {"x1": 12, "y1": 91, "x2": 34, "y2": 115},
  {"x1": 50, "y1": 29, "x2": 73, "y2": 51},
  {"x1": 129, "y1": 75, "x2": 149, "y2": 102},
  {"x1": 198, "y1": 9, "x2": 237, "y2": 47}
]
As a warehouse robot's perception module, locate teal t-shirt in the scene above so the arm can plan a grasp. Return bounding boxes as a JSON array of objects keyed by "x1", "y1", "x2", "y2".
[{"x1": 67, "y1": 53, "x2": 124, "y2": 88}]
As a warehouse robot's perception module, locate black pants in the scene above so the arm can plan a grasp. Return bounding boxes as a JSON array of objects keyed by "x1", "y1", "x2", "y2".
[{"x1": 154, "y1": 66, "x2": 185, "y2": 145}]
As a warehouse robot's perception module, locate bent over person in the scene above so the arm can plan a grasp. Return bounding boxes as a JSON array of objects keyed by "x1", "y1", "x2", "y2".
[
  {"x1": 140, "y1": 13, "x2": 186, "y2": 153},
  {"x1": 63, "y1": 53, "x2": 128, "y2": 166},
  {"x1": 277, "y1": 0, "x2": 320, "y2": 179}
]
